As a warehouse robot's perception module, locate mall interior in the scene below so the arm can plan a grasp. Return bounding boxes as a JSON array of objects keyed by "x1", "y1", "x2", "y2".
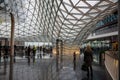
[{"x1": 0, "y1": 0, "x2": 119, "y2": 80}]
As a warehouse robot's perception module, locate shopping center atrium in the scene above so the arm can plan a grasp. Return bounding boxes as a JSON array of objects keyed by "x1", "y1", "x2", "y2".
[{"x1": 0, "y1": 0, "x2": 119, "y2": 80}]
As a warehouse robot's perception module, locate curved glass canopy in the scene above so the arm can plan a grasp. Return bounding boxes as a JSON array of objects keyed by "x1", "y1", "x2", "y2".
[{"x1": 0, "y1": 0, "x2": 118, "y2": 45}]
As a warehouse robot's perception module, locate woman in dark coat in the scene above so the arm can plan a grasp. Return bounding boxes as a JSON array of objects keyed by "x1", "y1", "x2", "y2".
[{"x1": 84, "y1": 45, "x2": 93, "y2": 79}]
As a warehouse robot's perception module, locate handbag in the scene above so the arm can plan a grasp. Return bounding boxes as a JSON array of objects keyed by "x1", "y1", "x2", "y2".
[{"x1": 81, "y1": 62, "x2": 88, "y2": 71}]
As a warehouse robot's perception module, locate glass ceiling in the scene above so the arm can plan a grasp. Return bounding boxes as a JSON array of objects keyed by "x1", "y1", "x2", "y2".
[{"x1": 0, "y1": 0, "x2": 118, "y2": 45}]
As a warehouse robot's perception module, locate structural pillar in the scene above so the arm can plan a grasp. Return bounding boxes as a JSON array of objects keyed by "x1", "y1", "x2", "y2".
[
  {"x1": 60, "y1": 40, "x2": 63, "y2": 69},
  {"x1": 56, "y1": 39, "x2": 59, "y2": 72},
  {"x1": 118, "y1": 0, "x2": 120, "y2": 80},
  {"x1": 9, "y1": 13, "x2": 15, "y2": 80}
]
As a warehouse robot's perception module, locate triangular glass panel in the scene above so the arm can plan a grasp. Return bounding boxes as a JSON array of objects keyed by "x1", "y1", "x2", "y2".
[
  {"x1": 89, "y1": 13, "x2": 98, "y2": 17},
  {"x1": 98, "y1": 1, "x2": 109, "y2": 6},
  {"x1": 109, "y1": 0, "x2": 118, "y2": 3},
  {"x1": 69, "y1": 19, "x2": 77, "y2": 24},
  {"x1": 82, "y1": 16, "x2": 90, "y2": 19},
  {"x1": 71, "y1": 8, "x2": 81, "y2": 14},
  {"x1": 63, "y1": 0, "x2": 71, "y2": 5},
  {"x1": 64, "y1": 20, "x2": 71, "y2": 24},
  {"x1": 77, "y1": 21, "x2": 85, "y2": 25},
  {"x1": 71, "y1": 0, "x2": 80, "y2": 5},
  {"x1": 67, "y1": 25, "x2": 73, "y2": 28},
  {"x1": 60, "y1": 4, "x2": 67, "y2": 11},
  {"x1": 97, "y1": 6, "x2": 109, "y2": 11},
  {"x1": 83, "y1": 19, "x2": 91, "y2": 23},
  {"x1": 78, "y1": 8, "x2": 89, "y2": 13},
  {"x1": 58, "y1": 16, "x2": 65, "y2": 22},
  {"x1": 86, "y1": 1, "x2": 100, "y2": 6},
  {"x1": 73, "y1": 14, "x2": 82, "y2": 19},
  {"x1": 60, "y1": 10, "x2": 68, "y2": 17},
  {"x1": 76, "y1": 1, "x2": 89, "y2": 7},
  {"x1": 66, "y1": 14, "x2": 75, "y2": 20},
  {"x1": 89, "y1": 9, "x2": 98, "y2": 14},
  {"x1": 64, "y1": 28, "x2": 71, "y2": 32},
  {"x1": 64, "y1": 3, "x2": 73, "y2": 12}
]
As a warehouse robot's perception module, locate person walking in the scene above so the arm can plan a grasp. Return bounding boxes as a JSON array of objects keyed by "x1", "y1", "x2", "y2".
[
  {"x1": 14, "y1": 45, "x2": 17, "y2": 63},
  {"x1": 27, "y1": 46, "x2": 31, "y2": 65},
  {"x1": 73, "y1": 52, "x2": 76, "y2": 70},
  {"x1": 4, "y1": 45, "x2": 9, "y2": 62},
  {"x1": 0, "y1": 45, "x2": 2, "y2": 67},
  {"x1": 84, "y1": 45, "x2": 93, "y2": 79},
  {"x1": 32, "y1": 46, "x2": 36, "y2": 63}
]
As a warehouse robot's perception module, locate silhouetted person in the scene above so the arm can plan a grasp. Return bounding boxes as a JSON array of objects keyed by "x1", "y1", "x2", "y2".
[
  {"x1": 27, "y1": 46, "x2": 31, "y2": 65},
  {"x1": 84, "y1": 45, "x2": 93, "y2": 79},
  {"x1": 40, "y1": 53, "x2": 42, "y2": 59},
  {"x1": 0, "y1": 46, "x2": 2, "y2": 65},
  {"x1": 25, "y1": 47, "x2": 28, "y2": 58},
  {"x1": 4, "y1": 46, "x2": 9, "y2": 62},
  {"x1": 73, "y1": 52, "x2": 76, "y2": 70},
  {"x1": 32, "y1": 46, "x2": 36, "y2": 63},
  {"x1": 3, "y1": 45, "x2": 8, "y2": 75},
  {"x1": 14, "y1": 45, "x2": 17, "y2": 63},
  {"x1": 40, "y1": 46, "x2": 42, "y2": 58}
]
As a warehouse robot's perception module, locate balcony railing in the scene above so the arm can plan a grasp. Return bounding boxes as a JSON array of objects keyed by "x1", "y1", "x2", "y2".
[
  {"x1": 95, "y1": 24, "x2": 118, "y2": 35},
  {"x1": 105, "y1": 51, "x2": 118, "y2": 80}
]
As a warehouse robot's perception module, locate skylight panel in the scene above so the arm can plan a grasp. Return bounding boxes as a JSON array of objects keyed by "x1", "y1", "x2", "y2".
[
  {"x1": 24, "y1": 1, "x2": 29, "y2": 8},
  {"x1": 71, "y1": 9, "x2": 81, "y2": 14},
  {"x1": 97, "y1": 6, "x2": 109, "y2": 11},
  {"x1": 73, "y1": 14, "x2": 82, "y2": 19},
  {"x1": 73, "y1": 25, "x2": 82, "y2": 28},
  {"x1": 98, "y1": 1, "x2": 109, "y2": 6},
  {"x1": 69, "y1": 30, "x2": 77, "y2": 33},
  {"x1": 64, "y1": 4, "x2": 73, "y2": 12},
  {"x1": 109, "y1": 0, "x2": 118, "y2": 3},
  {"x1": 69, "y1": 19, "x2": 77, "y2": 24},
  {"x1": 78, "y1": 8, "x2": 89, "y2": 13},
  {"x1": 58, "y1": 15, "x2": 65, "y2": 22},
  {"x1": 60, "y1": 4, "x2": 66, "y2": 11},
  {"x1": 77, "y1": 1, "x2": 89, "y2": 7},
  {"x1": 67, "y1": 25, "x2": 73, "y2": 28},
  {"x1": 60, "y1": 11, "x2": 68, "y2": 17},
  {"x1": 66, "y1": 15, "x2": 75, "y2": 19},
  {"x1": 77, "y1": 21, "x2": 85, "y2": 25},
  {"x1": 89, "y1": 9, "x2": 98, "y2": 14},
  {"x1": 72, "y1": 32, "x2": 78, "y2": 36},
  {"x1": 62, "y1": 25, "x2": 68, "y2": 29},
  {"x1": 64, "y1": 20, "x2": 71, "y2": 24},
  {"x1": 86, "y1": 0, "x2": 100, "y2": 6},
  {"x1": 82, "y1": 16, "x2": 90, "y2": 19},
  {"x1": 83, "y1": 19, "x2": 91, "y2": 23},
  {"x1": 0, "y1": 0, "x2": 117, "y2": 43},
  {"x1": 71, "y1": 0, "x2": 79, "y2": 5},
  {"x1": 63, "y1": 0, "x2": 71, "y2": 5}
]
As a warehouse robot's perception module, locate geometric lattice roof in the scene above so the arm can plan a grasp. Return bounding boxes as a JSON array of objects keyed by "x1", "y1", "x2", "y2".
[{"x1": 0, "y1": 0, "x2": 118, "y2": 45}]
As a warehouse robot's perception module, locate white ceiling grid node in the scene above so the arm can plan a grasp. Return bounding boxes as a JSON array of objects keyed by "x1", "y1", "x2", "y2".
[{"x1": 0, "y1": 0, "x2": 118, "y2": 45}]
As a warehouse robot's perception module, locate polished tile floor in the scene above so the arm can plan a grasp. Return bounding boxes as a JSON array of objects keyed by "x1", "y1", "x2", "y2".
[{"x1": 0, "y1": 54, "x2": 113, "y2": 80}]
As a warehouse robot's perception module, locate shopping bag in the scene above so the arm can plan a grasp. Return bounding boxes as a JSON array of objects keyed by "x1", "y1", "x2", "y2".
[{"x1": 81, "y1": 62, "x2": 88, "y2": 71}]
